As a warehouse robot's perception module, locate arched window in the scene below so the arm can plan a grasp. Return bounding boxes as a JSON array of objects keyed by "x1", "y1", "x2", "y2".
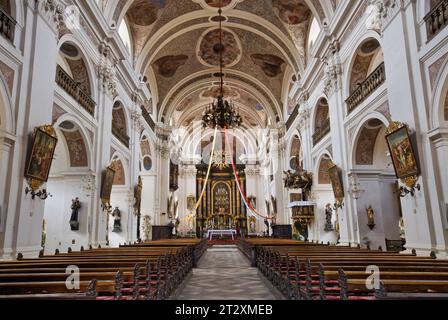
[
  {"x1": 118, "y1": 19, "x2": 132, "y2": 56},
  {"x1": 308, "y1": 17, "x2": 320, "y2": 52}
]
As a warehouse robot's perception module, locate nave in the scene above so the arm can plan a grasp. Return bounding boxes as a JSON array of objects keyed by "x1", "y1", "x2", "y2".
[{"x1": 175, "y1": 245, "x2": 281, "y2": 300}]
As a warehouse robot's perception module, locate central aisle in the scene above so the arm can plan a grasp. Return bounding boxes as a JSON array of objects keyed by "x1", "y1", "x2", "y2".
[{"x1": 175, "y1": 245, "x2": 282, "y2": 300}]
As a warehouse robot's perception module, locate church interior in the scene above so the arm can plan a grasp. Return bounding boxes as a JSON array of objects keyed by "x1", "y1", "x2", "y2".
[{"x1": 0, "y1": 0, "x2": 448, "y2": 302}]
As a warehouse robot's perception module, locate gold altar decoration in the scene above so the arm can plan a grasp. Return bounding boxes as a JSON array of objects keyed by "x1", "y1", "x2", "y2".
[
  {"x1": 24, "y1": 124, "x2": 58, "y2": 192},
  {"x1": 291, "y1": 205, "x2": 315, "y2": 225},
  {"x1": 211, "y1": 150, "x2": 230, "y2": 170}
]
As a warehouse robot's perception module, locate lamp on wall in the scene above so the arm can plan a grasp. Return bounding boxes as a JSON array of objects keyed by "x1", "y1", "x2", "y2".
[{"x1": 348, "y1": 173, "x2": 364, "y2": 200}]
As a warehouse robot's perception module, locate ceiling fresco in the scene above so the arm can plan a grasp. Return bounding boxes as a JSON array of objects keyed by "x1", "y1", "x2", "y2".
[{"x1": 109, "y1": 0, "x2": 332, "y2": 127}]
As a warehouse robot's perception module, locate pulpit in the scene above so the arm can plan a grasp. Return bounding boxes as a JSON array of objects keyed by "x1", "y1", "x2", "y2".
[
  {"x1": 272, "y1": 224, "x2": 292, "y2": 239},
  {"x1": 152, "y1": 225, "x2": 174, "y2": 241}
]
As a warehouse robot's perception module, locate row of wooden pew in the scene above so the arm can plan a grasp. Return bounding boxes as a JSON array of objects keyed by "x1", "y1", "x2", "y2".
[
  {"x1": 238, "y1": 239, "x2": 448, "y2": 300},
  {"x1": 0, "y1": 239, "x2": 207, "y2": 300}
]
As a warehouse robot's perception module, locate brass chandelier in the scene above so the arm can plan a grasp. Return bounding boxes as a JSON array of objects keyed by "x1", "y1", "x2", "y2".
[{"x1": 202, "y1": 2, "x2": 242, "y2": 129}]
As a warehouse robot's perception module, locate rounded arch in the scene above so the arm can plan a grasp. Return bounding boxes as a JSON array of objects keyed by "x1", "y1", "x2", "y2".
[
  {"x1": 314, "y1": 151, "x2": 333, "y2": 185},
  {"x1": 430, "y1": 56, "x2": 448, "y2": 129},
  {"x1": 139, "y1": 130, "x2": 156, "y2": 172},
  {"x1": 53, "y1": 114, "x2": 93, "y2": 170},
  {"x1": 57, "y1": 36, "x2": 98, "y2": 99},
  {"x1": 310, "y1": 95, "x2": 330, "y2": 137},
  {"x1": 109, "y1": 151, "x2": 129, "y2": 187},
  {"x1": 350, "y1": 113, "x2": 391, "y2": 170},
  {"x1": 287, "y1": 131, "x2": 303, "y2": 171},
  {"x1": 344, "y1": 33, "x2": 384, "y2": 99},
  {"x1": 0, "y1": 71, "x2": 14, "y2": 133},
  {"x1": 112, "y1": 99, "x2": 131, "y2": 140}
]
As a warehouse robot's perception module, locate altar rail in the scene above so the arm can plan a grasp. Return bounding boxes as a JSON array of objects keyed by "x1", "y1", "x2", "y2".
[
  {"x1": 56, "y1": 65, "x2": 96, "y2": 116},
  {"x1": 112, "y1": 122, "x2": 130, "y2": 148},
  {"x1": 425, "y1": 0, "x2": 448, "y2": 41},
  {"x1": 312, "y1": 119, "x2": 331, "y2": 146},
  {"x1": 0, "y1": 8, "x2": 15, "y2": 43},
  {"x1": 345, "y1": 62, "x2": 386, "y2": 114}
]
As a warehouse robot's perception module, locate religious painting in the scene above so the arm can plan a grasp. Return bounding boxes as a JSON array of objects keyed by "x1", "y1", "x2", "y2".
[
  {"x1": 100, "y1": 166, "x2": 115, "y2": 205},
  {"x1": 213, "y1": 182, "x2": 231, "y2": 215},
  {"x1": 25, "y1": 127, "x2": 58, "y2": 183},
  {"x1": 328, "y1": 164, "x2": 344, "y2": 201},
  {"x1": 385, "y1": 126, "x2": 419, "y2": 179}
]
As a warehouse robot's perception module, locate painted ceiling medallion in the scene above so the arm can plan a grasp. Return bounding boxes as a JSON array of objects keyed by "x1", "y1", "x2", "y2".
[
  {"x1": 251, "y1": 54, "x2": 285, "y2": 77},
  {"x1": 272, "y1": 0, "x2": 311, "y2": 25},
  {"x1": 127, "y1": 0, "x2": 163, "y2": 26},
  {"x1": 198, "y1": 29, "x2": 241, "y2": 67},
  {"x1": 153, "y1": 55, "x2": 189, "y2": 78}
]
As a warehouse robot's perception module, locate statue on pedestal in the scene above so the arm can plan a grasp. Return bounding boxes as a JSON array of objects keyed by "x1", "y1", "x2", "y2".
[
  {"x1": 70, "y1": 197, "x2": 81, "y2": 231},
  {"x1": 366, "y1": 205, "x2": 375, "y2": 230},
  {"x1": 112, "y1": 207, "x2": 122, "y2": 233},
  {"x1": 324, "y1": 203, "x2": 334, "y2": 232}
]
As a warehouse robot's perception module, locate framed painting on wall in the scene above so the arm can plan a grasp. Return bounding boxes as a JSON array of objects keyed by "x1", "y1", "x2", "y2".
[
  {"x1": 385, "y1": 125, "x2": 419, "y2": 180},
  {"x1": 328, "y1": 164, "x2": 344, "y2": 202},
  {"x1": 100, "y1": 166, "x2": 116, "y2": 205},
  {"x1": 25, "y1": 126, "x2": 58, "y2": 183}
]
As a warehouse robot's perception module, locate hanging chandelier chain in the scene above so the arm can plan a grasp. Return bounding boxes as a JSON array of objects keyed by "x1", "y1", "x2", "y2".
[{"x1": 202, "y1": 0, "x2": 242, "y2": 130}]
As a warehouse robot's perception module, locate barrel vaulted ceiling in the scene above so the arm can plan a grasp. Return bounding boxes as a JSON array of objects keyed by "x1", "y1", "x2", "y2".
[{"x1": 105, "y1": 0, "x2": 337, "y2": 127}]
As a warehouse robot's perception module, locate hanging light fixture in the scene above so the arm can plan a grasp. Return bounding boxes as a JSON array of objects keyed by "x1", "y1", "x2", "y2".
[{"x1": 202, "y1": 1, "x2": 242, "y2": 129}]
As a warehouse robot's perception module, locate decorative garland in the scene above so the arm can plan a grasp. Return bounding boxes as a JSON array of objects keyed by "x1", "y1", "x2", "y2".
[
  {"x1": 224, "y1": 129, "x2": 275, "y2": 221},
  {"x1": 181, "y1": 127, "x2": 218, "y2": 224}
]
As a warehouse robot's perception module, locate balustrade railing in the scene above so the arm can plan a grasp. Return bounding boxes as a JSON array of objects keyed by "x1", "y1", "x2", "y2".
[
  {"x1": 56, "y1": 65, "x2": 96, "y2": 116},
  {"x1": 425, "y1": 0, "x2": 448, "y2": 41},
  {"x1": 345, "y1": 62, "x2": 385, "y2": 114},
  {"x1": 0, "y1": 8, "x2": 15, "y2": 43},
  {"x1": 312, "y1": 120, "x2": 331, "y2": 146},
  {"x1": 286, "y1": 104, "x2": 299, "y2": 132},
  {"x1": 112, "y1": 122, "x2": 130, "y2": 148},
  {"x1": 141, "y1": 105, "x2": 156, "y2": 132}
]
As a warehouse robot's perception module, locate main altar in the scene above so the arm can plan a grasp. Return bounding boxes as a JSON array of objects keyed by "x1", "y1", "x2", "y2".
[{"x1": 195, "y1": 161, "x2": 248, "y2": 238}]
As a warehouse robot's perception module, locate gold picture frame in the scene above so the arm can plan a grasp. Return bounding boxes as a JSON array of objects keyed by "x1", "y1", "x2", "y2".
[
  {"x1": 100, "y1": 166, "x2": 116, "y2": 206},
  {"x1": 328, "y1": 164, "x2": 344, "y2": 202},
  {"x1": 24, "y1": 125, "x2": 58, "y2": 191},
  {"x1": 385, "y1": 123, "x2": 419, "y2": 183}
]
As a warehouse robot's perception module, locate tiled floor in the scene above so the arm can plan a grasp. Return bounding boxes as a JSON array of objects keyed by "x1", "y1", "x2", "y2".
[{"x1": 175, "y1": 245, "x2": 282, "y2": 300}]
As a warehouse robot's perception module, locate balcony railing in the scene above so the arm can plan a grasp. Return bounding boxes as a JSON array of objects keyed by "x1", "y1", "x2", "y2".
[
  {"x1": 0, "y1": 8, "x2": 15, "y2": 43},
  {"x1": 345, "y1": 62, "x2": 386, "y2": 114},
  {"x1": 312, "y1": 120, "x2": 331, "y2": 146},
  {"x1": 56, "y1": 65, "x2": 96, "y2": 116},
  {"x1": 286, "y1": 104, "x2": 299, "y2": 131},
  {"x1": 425, "y1": 0, "x2": 448, "y2": 41},
  {"x1": 141, "y1": 105, "x2": 156, "y2": 132},
  {"x1": 112, "y1": 122, "x2": 130, "y2": 148}
]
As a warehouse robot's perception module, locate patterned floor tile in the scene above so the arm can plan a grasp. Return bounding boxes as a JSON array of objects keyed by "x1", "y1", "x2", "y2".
[{"x1": 176, "y1": 246, "x2": 282, "y2": 300}]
